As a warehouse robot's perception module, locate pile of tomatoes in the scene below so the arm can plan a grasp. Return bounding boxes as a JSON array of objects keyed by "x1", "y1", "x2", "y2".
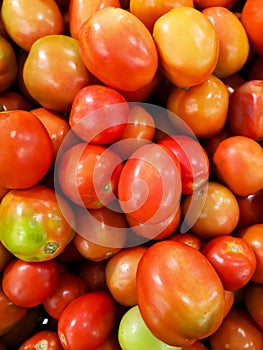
[{"x1": 0, "y1": 0, "x2": 262, "y2": 349}]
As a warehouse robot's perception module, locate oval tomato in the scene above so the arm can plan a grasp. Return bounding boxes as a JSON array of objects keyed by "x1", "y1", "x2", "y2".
[
  {"x1": 78, "y1": 7, "x2": 158, "y2": 92},
  {"x1": 236, "y1": 190, "x2": 263, "y2": 230},
  {"x1": 136, "y1": 240, "x2": 225, "y2": 347}
]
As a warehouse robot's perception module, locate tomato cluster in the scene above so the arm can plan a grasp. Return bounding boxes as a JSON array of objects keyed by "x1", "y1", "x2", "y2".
[{"x1": 0, "y1": 0, "x2": 262, "y2": 349}]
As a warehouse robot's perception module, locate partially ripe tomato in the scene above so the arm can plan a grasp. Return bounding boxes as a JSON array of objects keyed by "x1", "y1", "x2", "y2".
[{"x1": 0, "y1": 36, "x2": 17, "y2": 93}]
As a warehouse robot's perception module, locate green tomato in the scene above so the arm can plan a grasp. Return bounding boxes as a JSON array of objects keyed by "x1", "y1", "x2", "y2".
[{"x1": 118, "y1": 305, "x2": 182, "y2": 350}]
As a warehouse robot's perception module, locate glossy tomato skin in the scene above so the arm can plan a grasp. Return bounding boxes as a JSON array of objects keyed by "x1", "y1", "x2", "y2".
[
  {"x1": 0, "y1": 185, "x2": 75, "y2": 261},
  {"x1": 58, "y1": 291, "x2": 117, "y2": 350},
  {"x1": 18, "y1": 330, "x2": 64, "y2": 350},
  {"x1": 0, "y1": 110, "x2": 53, "y2": 189},
  {"x1": 212, "y1": 136, "x2": 263, "y2": 196},
  {"x1": 136, "y1": 240, "x2": 226, "y2": 347},
  {"x1": 23, "y1": 34, "x2": 93, "y2": 112},
  {"x1": 0, "y1": 36, "x2": 18, "y2": 93},
  {"x1": 2, "y1": 259, "x2": 60, "y2": 308},
  {"x1": 228, "y1": 80, "x2": 263, "y2": 140},
  {"x1": 202, "y1": 235, "x2": 257, "y2": 291},
  {"x1": 78, "y1": 7, "x2": 158, "y2": 92},
  {"x1": 69, "y1": 85, "x2": 129, "y2": 145}
]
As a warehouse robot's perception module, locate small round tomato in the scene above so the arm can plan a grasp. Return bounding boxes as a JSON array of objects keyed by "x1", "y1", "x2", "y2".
[
  {"x1": 136, "y1": 240, "x2": 225, "y2": 347},
  {"x1": 245, "y1": 282, "x2": 263, "y2": 330},
  {"x1": 0, "y1": 35, "x2": 18, "y2": 93},
  {"x1": 0, "y1": 185, "x2": 75, "y2": 261},
  {"x1": 2, "y1": 259, "x2": 60, "y2": 308},
  {"x1": 78, "y1": 7, "x2": 158, "y2": 92},
  {"x1": 182, "y1": 340, "x2": 208, "y2": 349},
  {"x1": 166, "y1": 75, "x2": 229, "y2": 139},
  {"x1": 212, "y1": 135, "x2": 263, "y2": 196},
  {"x1": 202, "y1": 235, "x2": 257, "y2": 291},
  {"x1": 18, "y1": 330, "x2": 64, "y2": 350},
  {"x1": 0, "y1": 110, "x2": 53, "y2": 189},
  {"x1": 58, "y1": 291, "x2": 117, "y2": 350},
  {"x1": 69, "y1": 85, "x2": 129, "y2": 145},
  {"x1": 153, "y1": 6, "x2": 219, "y2": 88}
]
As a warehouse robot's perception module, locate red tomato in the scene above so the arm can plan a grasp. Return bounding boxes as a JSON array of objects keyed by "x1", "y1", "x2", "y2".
[
  {"x1": 69, "y1": 85, "x2": 129, "y2": 145},
  {"x1": 212, "y1": 135, "x2": 263, "y2": 196},
  {"x1": 245, "y1": 282, "x2": 263, "y2": 330},
  {"x1": 18, "y1": 330, "x2": 64, "y2": 350},
  {"x1": 78, "y1": 260, "x2": 107, "y2": 291},
  {"x1": 0, "y1": 35, "x2": 18, "y2": 93},
  {"x1": 69, "y1": 0, "x2": 121, "y2": 39},
  {"x1": 202, "y1": 235, "x2": 257, "y2": 291},
  {"x1": 1, "y1": 0, "x2": 64, "y2": 51},
  {"x1": 0, "y1": 91, "x2": 32, "y2": 111},
  {"x1": 58, "y1": 291, "x2": 116, "y2": 350},
  {"x1": 0, "y1": 110, "x2": 53, "y2": 189},
  {"x1": 236, "y1": 190, "x2": 263, "y2": 230},
  {"x1": 158, "y1": 135, "x2": 210, "y2": 194},
  {"x1": 23, "y1": 34, "x2": 93, "y2": 112},
  {"x1": 209, "y1": 307, "x2": 263, "y2": 349},
  {"x1": 118, "y1": 143, "x2": 181, "y2": 224},
  {"x1": 136, "y1": 240, "x2": 225, "y2": 347},
  {"x1": 57, "y1": 143, "x2": 123, "y2": 209},
  {"x1": 227, "y1": 80, "x2": 263, "y2": 140},
  {"x1": 2, "y1": 259, "x2": 60, "y2": 308},
  {"x1": 78, "y1": 7, "x2": 158, "y2": 92}
]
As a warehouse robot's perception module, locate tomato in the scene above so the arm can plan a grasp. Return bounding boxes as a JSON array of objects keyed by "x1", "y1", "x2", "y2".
[
  {"x1": 181, "y1": 181, "x2": 240, "y2": 239},
  {"x1": 23, "y1": 34, "x2": 93, "y2": 112},
  {"x1": 212, "y1": 135, "x2": 263, "y2": 196},
  {"x1": 118, "y1": 143, "x2": 181, "y2": 224},
  {"x1": 0, "y1": 35, "x2": 17, "y2": 93},
  {"x1": 43, "y1": 272, "x2": 88, "y2": 320},
  {"x1": 202, "y1": 6, "x2": 250, "y2": 78},
  {"x1": 2, "y1": 259, "x2": 60, "y2": 308},
  {"x1": 69, "y1": 0, "x2": 121, "y2": 39},
  {"x1": 181, "y1": 340, "x2": 208, "y2": 349},
  {"x1": 202, "y1": 235, "x2": 257, "y2": 291},
  {"x1": 0, "y1": 242, "x2": 12, "y2": 272},
  {"x1": 236, "y1": 190, "x2": 263, "y2": 230},
  {"x1": 130, "y1": 0, "x2": 194, "y2": 33},
  {"x1": 0, "y1": 110, "x2": 53, "y2": 189},
  {"x1": 69, "y1": 85, "x2": 129, "y2": 145},
  {"x1": 136, "y1": 240, "x2": 225, "y2": 347},
  {"x1": 245, "y1": 282, "x2": 263, "y2": 330},
  {"x1": 105, "y1": 246, "x2": 147, "y2": 306},
  {"x1": 58, "y1": 291, "x2": 117, "y2": 350},
  {"x1": 169, "y1": 231, "x2": 203, "y2": 250},
  {"x1": 235, "y1": 224, "x2": 263, "y2": 284},
  {"x1": 78, "y1": 259, "x2": 107, "y2": 291},
  {"x1": 194, "y1": 0, "x2": 239, "y2": 9},
  {"x1": 208, "y1": 307, "x2": 263, "y2": 349},
  {"x1": 0, "y1": 185, "x2": 75, "y2": 261},
  {"x1": 241, "y1": 0, "x2": 263, "y2": 57},
  {"x1": 227, "y1": 80, "x2": 263, "y2": 140},
  {"x1": 158, "y1": 135, "x2": 210, "y2": 194},
  {"x1": 166, "y1": 75, "x2": 229, "y2": 139},
  {"x1": 118, "y1": 305, "x2": 181, "y2": 350},
  {"x1": 0, "y1": 91, "x2": 32, "y2": 111},
  {"x1": 19, "y1": 330, "x2": 64, "y2": 350},
  {"x1": 78, "y1": 7, "x2": 158, "y2": 92},
  {"x1": 153, "y1": 6, "x2": 219, "y2": 88},
  {"x1": 1, "y1": 0, "x2": 64, "y2": 51}
]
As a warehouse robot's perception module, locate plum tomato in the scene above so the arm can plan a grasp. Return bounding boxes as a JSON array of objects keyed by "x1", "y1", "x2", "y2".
[
  {"x1": 0, "y1": 185, "x2": 75, "y2": 262},
  {"x1": 0, "y1": 110, "x2": 53, "y2": 189},
  {"x1": 202, "y1": 235, "x2": 257, "y2": 291},
  {"x1": 136, "y1": 240, "x2": 225, "y2": 347},
  {"x1": 0, "y1": 36, "x2": 18, "y2": 93},
  {"x1": 153, "y1": 6, "x2": 219, "y2": 88},
  {"x1": 18, "y1": 330, "x2": 64, "y2": 350},
  {"x1": 78, "y1": 7, "x2": 158, "y2": 92},
  {"x1": 58, "y1": 291, "x2": 117, "y2": 350}
]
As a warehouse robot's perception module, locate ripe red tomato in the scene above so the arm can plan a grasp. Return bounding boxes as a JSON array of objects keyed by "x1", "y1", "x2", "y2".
[
  {"x1": 78, "y1": 7, "x2": 158, "y2": 92},
  {"x1": 202, "y1": 235, "x2": 257, "y2": 291},
  {"x1": 136, "y1": 240, "x2": 225, "y2": 347},
  {"x1": 69, "y1": 85, "x2": 129, "y2": 145},
  {"x1": 0, "y1": 110, "x2": 53, "y2": 189},
  {"x1": 212, "y1": 135, "x2": 263, "y2": 196},
  {"x1": 169, "y1": 231, "x2": 203, "y2": 250},
  {"x1": 236, "y1": 190, "x2": 263, "y2": 230},
  {"x1": 245, "y1": 282, "x2": 263, "y2": 330},
  {"x1": 58, "y1": 291, "x2": 117, "y2": 350},
  {"x1": 18, "y1": 330, "x2": 64, "y2": 350},
  {"x1": 0, "y1": 35, "x2": 18, "y2": 93},
  {"x1": 0, "y1": 91, "x2": 32, "y2": 111},
  {"x1": 2, "y1": 259, "x2": 60, "y2": 308},
  {"x1": 194, "y1": 0, "x2": 238, "y2": 8}
]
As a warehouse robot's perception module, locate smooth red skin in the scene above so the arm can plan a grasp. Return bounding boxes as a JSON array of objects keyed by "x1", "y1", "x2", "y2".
[
  {"x1": 69, "y1": 85, "x2": 129, "y2": 145},
  {"x1": 136, "y1": 240, "x2": 225, "y2": 347},
  {"x1": 43, "y1": 272, "x2": 89, "y2": 320},
  {"x1": 18, "y1": 330, "x2": 64, "y2": 350},
  {"x1": 58, "y1": 291, "x2": 116, "y2": 350},
  {"x1": 169, "y1": 232, "x2": 203, "y2": 251},
  {"x1": 236, "y1": 190, "x2": 263, "y2": 230},
  {"x1": 245, "y1": 282, "x2": 263, "y2": 329},
  {"x1": 209, "y1": 307, "x2": 263, "y2": 350},
  {"x1": 228, "y1": 80, "x2": 263, "y2": 140},
  {"x1": 69, "y1": 0, "x2": 121, "y2": 39},
  {"x1": 158, "y1": 135, "x2": 210, "y2": 194},
  {"x1": 0, "y1": 110, "x2": 53, "y2": 189},
  {"x1": 2, "y1": 259, "x2": 60, "y2": 308},
  {"x1": 202, "y1": 235, "x2": 257, "y2": 291}
]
